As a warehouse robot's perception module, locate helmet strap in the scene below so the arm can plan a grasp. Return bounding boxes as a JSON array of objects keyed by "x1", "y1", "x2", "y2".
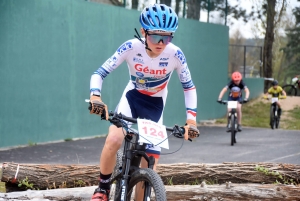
[{"x1": 134, "y1": 28, "x2": 152, "y2": 52}]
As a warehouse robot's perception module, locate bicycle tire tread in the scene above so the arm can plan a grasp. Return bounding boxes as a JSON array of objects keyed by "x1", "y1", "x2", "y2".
[{"x1": 128, "y1": 168, "x2": 166, "y2": 201}]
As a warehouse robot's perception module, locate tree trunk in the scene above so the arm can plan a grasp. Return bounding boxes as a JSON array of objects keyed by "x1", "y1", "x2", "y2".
[
  {"x1": 175, "y1": 0, "x2": 181, "y2": 15},
  {"x1": 157, "y1": 162, "x2": 300, "y2": 185},
  {"x1": 0, "y1": 184, "x2": 299, "y2": 200},
  {"x1": 263, "y1": 0, "x2": 276, "y2": 92},
  {"x1": 1, "y1": 162, "x2": 299, "y2": 191},
  {"x1": 159, "y1": 0, "x2": 171, "y2": 6},
  {"x1": 131, "y1": 0, "x2": 138, "y2": 9},
  {"x1": 165, "y1": 184, "x2": 300, "y2": 201},
  {"x1": 187, "y1": 0, "x2": 200, "y2": 20}
]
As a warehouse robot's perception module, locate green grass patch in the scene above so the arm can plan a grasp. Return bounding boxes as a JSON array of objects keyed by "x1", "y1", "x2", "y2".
[
  {"x1": 0, "y1": 182, "x2": 6, "y2": 193},
  {"x1": 282, "y1": 106, "x2": 300, "y2": 130},
  {"x1": 242, "y1": 101, "x2": 270, "y2": 128}
]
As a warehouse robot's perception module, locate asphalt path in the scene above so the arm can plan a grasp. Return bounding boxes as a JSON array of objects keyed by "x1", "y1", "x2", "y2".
[{"x1": 0, "y1": 126, "x2": 299, "y2": 165}]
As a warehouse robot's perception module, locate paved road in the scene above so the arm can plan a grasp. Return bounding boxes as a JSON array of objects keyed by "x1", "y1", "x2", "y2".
[{"x1": 0, "y1": 126, "x2": 299, "y2": 165}]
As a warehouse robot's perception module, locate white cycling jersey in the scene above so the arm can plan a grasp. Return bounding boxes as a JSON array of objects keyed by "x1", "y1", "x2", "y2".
[{"x1": 90, "y1": 38, "x2": 197, "y2": 121}]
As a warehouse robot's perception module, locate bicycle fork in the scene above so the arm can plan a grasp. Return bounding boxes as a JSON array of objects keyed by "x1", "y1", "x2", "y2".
[
  {"x1": 228, "y1": 109, "x2": 237, "y2": 130},
  {"x1": 120, "y1": 146, "x2": 155, "y2": 201}
]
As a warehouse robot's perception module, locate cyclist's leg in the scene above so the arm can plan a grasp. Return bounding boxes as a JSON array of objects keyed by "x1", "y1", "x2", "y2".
[
  {"x1": 92, "y1": 127, "x2": 125, "y2": 200},
  {"x1": 100, "y1": 126, "x2": 124, "y2": 174},
  {"x1": 226, "y1": 108, "x2": 232, "y2": 131},
  {"x1": 276, "y1": 101, "x2": 282, "y2": 118},
  {"x1": 91, "y1": 87, "x2": 133, "y2": 200},
  {"x1": 237, "y1": 102, "x2": 242, "y2": 124},
  {"x1": 235, "y1": 97, "x2": 242, "y2": 131}
]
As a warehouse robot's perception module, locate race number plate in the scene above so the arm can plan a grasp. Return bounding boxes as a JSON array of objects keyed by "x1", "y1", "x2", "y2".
[
  {"x1": 271, "y1": 97, "x2": 279, "y2": 103},
  {"x1": 227, "y1": 101, "x2": 238, "y2": 109},
  {"x1": 137, "y1": 119, "x2": 169, "y2": 149}
]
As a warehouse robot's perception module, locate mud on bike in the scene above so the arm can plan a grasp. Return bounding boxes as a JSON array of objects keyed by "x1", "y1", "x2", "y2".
[
  {"x1": 87, "y1": 102, "x2": 199, "y2": 201},
  {"x1": 219, "y1": 100, "x2": 247, "y2": 146}
]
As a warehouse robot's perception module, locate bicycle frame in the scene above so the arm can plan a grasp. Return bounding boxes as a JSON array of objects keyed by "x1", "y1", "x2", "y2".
[
  {"x1": 219, "y1": 100, "x2": 246, "y2": 146},
  {"x1": 109, "y1": 127, "x2": 155, "y2": 201},
  {"x1": 228, "y1": 107, "x2": 237, "y2": 145},
  {"x1": 105, "y1": 111, "x2": 188, "y2": 201},
  {"x1": 270, "y1": 101, "x2": 279, "y2": 129}
]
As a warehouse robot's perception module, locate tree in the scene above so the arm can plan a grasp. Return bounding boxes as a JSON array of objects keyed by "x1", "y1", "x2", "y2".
[
  {"x1": 282, "y1": 4, "x2": 300, "y2": 81},
  {"x1": 159, "y1": 0, "x2": 171, "y2": 6},
  {"x1": 250, "y1": 0, "x2": 287, "y2": 91},
  {"x1": 132, "y1": 0, "x2": 138, "y2": 9},
  {"x1": 187, "y1": 0, "x2": 201, "y2": 20},
  {"x1": 229, "y1": 30, "x2": 246, "y2": 75}
]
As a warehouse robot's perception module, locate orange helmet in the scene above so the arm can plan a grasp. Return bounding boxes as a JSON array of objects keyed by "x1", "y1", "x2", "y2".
[{"x1": 231, "y1": 71, "x2": 242, "y2": 81}]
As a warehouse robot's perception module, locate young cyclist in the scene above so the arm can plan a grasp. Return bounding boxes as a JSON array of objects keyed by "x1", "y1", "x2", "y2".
[
  {"x1": 88, "y1": 4, "x2": 199, "y2": 201},
  {"x1": 264, "y1": 80, "x2": 287, "y2": 120},
  {"x1": 217, "y1": 71, "x2": 250, "y2": 132}
]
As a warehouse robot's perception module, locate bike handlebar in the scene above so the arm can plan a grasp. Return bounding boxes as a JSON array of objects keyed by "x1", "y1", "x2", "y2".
[
  {"x1": 86, "y1": 99, "x2": 192, "y2": 141},
  {"x1": 218, "y1": 100, "x2": 247, "y2": 104},
  {"x1": 263, "y1": 96, "x2": 286, "y2": 100},
  {"x1": 105, "y1": 111, "x2": 188, "y2": 140}
]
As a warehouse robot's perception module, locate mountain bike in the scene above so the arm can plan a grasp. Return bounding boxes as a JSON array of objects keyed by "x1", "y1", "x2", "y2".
[
  {"x1": 264, "y1": 96, "x2": 285, "y2": 129},
  {"x1": 87, "y1": 105, "x2": 197, "y2": 201},
  {"x1": 219, "y1": 100, "x2": 246, "y2": 146},
  {"x1": 282, "y1": 76, "x2": 299, "y2": 96}
]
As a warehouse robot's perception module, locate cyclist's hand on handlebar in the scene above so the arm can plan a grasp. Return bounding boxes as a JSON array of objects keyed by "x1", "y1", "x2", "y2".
[
  {"x1": 89, "y1": 95, "x2": 109, "y2": 120},
  {"x1": 183, "y1": 119, "x2": 200, "y2": 140},
  {"x1": 281, "y1": 95, "x2": 287, "y2": 99},
  {"x1": 243, "y1": 98, "x2": 248, "y2": 103},
  {"x1": 217, "y1": 98, "x2": 222, "y2": 104}
]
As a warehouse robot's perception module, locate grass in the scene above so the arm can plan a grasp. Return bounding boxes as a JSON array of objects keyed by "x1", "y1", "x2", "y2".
[
  {"x1": 64, "y1": 138, "x2": 73, "y2": 142},
  {"x1": 0, "y1": 182, "x2": 5, "y2": 193},
  {"x1": 282, "y1": 106, "x2": 300, "y2": 130},
  {"x1": 215, "y1": 98, "x2": 300, "y2": 130}
]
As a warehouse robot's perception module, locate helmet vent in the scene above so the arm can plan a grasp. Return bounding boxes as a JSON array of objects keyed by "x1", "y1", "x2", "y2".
[{"x1": 139, "y1": 4, "x2": 178, "y2": 32}]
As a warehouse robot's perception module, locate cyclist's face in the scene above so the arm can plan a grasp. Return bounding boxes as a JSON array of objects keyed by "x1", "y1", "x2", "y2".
[
  {"x1": 273, "y1": 85, "x2": 278, "y2": 89},
  {"x1": 141, "y1": 28, "x2": 172, "y2": 57}
]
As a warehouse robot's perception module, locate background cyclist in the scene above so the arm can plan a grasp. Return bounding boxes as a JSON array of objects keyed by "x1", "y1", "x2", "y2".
[
  {"x1": 264, "y1": 80, "x2": 287, "y2": 121},
  {"x1": 217, "y1": 71, "x2": 250, "y2": 132},
  {"x1": 88, "y1": 4, "x2": 199, "y2": 201}
]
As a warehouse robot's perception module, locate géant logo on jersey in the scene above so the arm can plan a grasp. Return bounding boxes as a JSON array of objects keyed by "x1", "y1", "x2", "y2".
[
  {"x1": 133, "y1": 57, "x2": 144, "y2": 64},
  {"x1": 175, "y1": 50, "x2": 186, "y2": 64},
  {"x1": 117, "y1": 42, "x2": 133, "y2": 55},
  {"x1": 134, "y1": 64, "x2": 167, "y2": 75},
  {"x1": 159, "y1": 62, "x2": 168, "y2": 67}
]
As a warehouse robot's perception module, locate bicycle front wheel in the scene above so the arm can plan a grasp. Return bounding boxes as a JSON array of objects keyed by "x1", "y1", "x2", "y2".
[
  {"x1": 230, "y1": 115, "x2": 235, "y2": 146},
  {"x1": 126, "y1": 168, "x2": 166, "y2": 201},
  {"x1": 111, "y1": 149, "x2": 123, "y2": 201},
  {"x1": 282, "y1": 85, "x2": 297, "y2": 96},
  {"x1": 275, "y1": 117, "x2": 280, "y2": 129},
  {"x1": 270, "y1": 106, "x2": 275, "y2": 129}
]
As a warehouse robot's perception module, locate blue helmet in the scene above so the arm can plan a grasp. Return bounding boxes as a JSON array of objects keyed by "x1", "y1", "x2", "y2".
[{"x1": 139, "y1": 4, "x2": 178, "y2": 33}]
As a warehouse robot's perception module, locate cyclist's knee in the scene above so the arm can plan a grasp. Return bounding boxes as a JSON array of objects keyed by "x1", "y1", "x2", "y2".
[{"x1": 105, "y1": 128, "x2": 124, "y2": 150}]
